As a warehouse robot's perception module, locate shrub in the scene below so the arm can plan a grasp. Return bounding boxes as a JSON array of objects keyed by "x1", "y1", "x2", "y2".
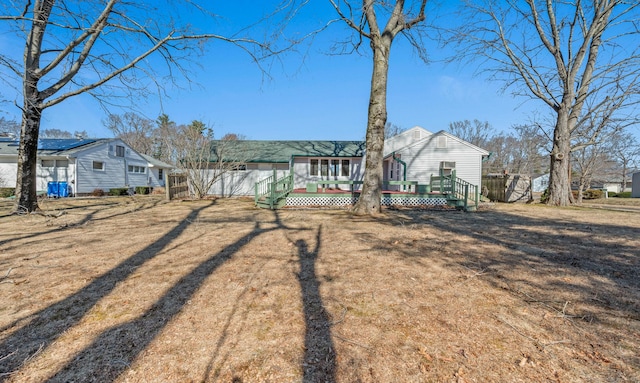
[
  {"x1": 0, "y1": 188, "x2": 15, "y2": 198},
  {"x1": 583, "y1": 189, "x2": 603, "y2": 199},
  {"x1": 135, "y1": 186, "x2": 150, "y2": 195},
  {"x1": 614, "y1": 191, "x2": 632, "y2": 198},
  {"x1": 540, "y1": 188, "x2": 549, "y2": 203},
  {"x1": 607, "y1": 191, "x2": 617, "y2": 198},
  {"x1": 108, "y1": 187, "x2": 130, "y2": 196},
  {"x1": 91, "y1": 188, "x2": 106, "y2": 197}
]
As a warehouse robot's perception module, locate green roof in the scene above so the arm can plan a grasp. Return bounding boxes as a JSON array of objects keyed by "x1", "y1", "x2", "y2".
[{"x1": 210, "y1": 140, "x2": 365, "y2": 163}]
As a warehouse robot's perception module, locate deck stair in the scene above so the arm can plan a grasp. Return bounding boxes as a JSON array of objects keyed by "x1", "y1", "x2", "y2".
[
  {"x1": 254, "y1": 171, "x2": 294, "y2": 210},
  {"x1": 430, "y1": 170, "x2": 480, "y2": 212}
]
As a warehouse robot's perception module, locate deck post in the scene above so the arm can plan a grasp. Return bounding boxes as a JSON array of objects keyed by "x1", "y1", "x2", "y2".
[
  {"x1": 464, "y1": 184, "x2": 469, "y2": 211},
  {"x1": 270, "y1": 168, "x2": 277, "y2": 209}
]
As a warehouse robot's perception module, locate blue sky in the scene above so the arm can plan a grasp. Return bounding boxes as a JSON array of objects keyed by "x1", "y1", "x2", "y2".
[{"x1": 0, "y1": 1, "x2": 543, "y2": 140}]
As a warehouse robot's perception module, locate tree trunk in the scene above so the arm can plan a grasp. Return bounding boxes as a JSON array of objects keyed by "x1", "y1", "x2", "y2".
[
  {"x1": 546, "y1": 108, "x2": 573, "y2": 206},
  {"x1": 14, "y1": 102, "x2": 43, "y2": 213},
  {"x1": 353, "y1": 39, "x2": 390, "y2": 215}
]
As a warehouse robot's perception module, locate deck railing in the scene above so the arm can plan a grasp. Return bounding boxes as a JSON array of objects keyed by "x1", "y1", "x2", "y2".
[
  {"x1": 254, "y1": 174, "x2": 275, "y2": 204},
  {"x1": 254, "y1": 170, "x2": 294, "y2": 209}
]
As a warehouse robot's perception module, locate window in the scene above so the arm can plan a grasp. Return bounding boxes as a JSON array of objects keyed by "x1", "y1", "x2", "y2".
[
  {"x1": 115, "y1": 145, "x2": 125, "y2": 157},
  {"x1": 309, "y1": 158, "x2": 350, "y2": 177},
  {"x1": 128, "y1": 165, "x2": 146, "y2": 173},
  {"x1": 56, "y1": 160, "x2": 69, "y2": 168},
  {"x1": 437, "y1": 136, "x2": 447, "y2": 149},
  {"x1": 330, "y1": 160, "x2": 340, "y2": 176},
  {"x1": 93, "y1": 161, "x2": 105, "y2": 171},
  {"x1": 341, "y1": 159, "x2": 350, "y2": 176},
  {"x1": 158, "y1": 169, "x2": 164, "y2": 180},
  {"x1": 41, "y1": 159, "x2": 55, "y2": 167},
  {"x1": 320, "y1": 159, "x2": 329, "y2": 176},
  {"x1": 231, "y1": 164, "x2": 247, "y2": 171}
]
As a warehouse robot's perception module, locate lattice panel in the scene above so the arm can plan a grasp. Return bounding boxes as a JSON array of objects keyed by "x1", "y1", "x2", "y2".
[{"x1": 285, "y1": 196, "x2": 447, "y2": 207}]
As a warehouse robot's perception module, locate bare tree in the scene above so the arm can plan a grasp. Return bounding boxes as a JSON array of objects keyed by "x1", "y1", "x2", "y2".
[
  {"x1": 448, "y1": 119, "x2": 492, "y2": 148},
  {"x1": 0, "y1": 117, "x2": 20, "y2": 138},
  {"x1": 451, "y1": 1, "x2": 640, "y2": 206},
  {"x1": 329, "y1": 0, "x2": 428, "y2": 214},
  {"x1": 384, "y1": 122, "x2": 407, "y2": 139},
  {"x1": 164, "y1": 120, "x2": 251, "y2": 199},
  {"x1": 609, "y1": 130, "x2": 640, "y2": 192},
  {"x1": 572, "y1": 142, "x2": 612, "y2": 203},
  {"x1": 0, "y1": 1, "x2": 287, "y2": 213},
  {"x1": 104, "y1": 112, "x2": 156, "y2": 155}
]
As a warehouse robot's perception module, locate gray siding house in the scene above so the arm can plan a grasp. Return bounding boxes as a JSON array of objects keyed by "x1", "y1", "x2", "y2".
[{"x1": 0, "y1": 138, "x2": 172, "y2": 195}]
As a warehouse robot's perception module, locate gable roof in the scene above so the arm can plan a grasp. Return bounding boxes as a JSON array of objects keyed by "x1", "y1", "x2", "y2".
[
  {"x1": 385, "y1": 129, "x2": 490, "y2": 157},
  {"x1": 210, "y1": 140, "x2": 366, "y2": 163},
  {"x1": 140, "y1": 153, "x2": 174, "y2": 169}
]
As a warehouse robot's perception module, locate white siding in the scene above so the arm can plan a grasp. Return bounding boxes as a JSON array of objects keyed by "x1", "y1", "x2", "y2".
[
  {"x1": 394, "y1": 133, "x2": 485, "y2": 186},
  {"x1": 208, "y1": 163, "x2": 289, "y2": 196},
  {"x1": 292, "y1": 157, "x2": 364, "y2": 191},
  {"x1": 0, "y1": 158, "x2": 17, "y2": 188},
  {"x1": 36, "y1": 157, "x2": 77, "y2": 194},
  {"x1": 384, "y1": 126, "x2": 432, "y2": 155}
]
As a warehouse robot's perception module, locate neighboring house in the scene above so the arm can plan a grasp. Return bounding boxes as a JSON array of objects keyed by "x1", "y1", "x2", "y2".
[
  {"x1": 208, "y1": 126, "x2": 490, "y2": 197},
  {"x1": 0, "y1": 138, "x2": 172, "y2": 195},
  {"x1": 532, "y1": 173, "x2": 550, "y2": 193},
  {"x1": 140, "y1": 154, "x2": 172, "y2": 188},
  {"x1": 601, "y1": 178, "x2": 634, "y2": 193}
]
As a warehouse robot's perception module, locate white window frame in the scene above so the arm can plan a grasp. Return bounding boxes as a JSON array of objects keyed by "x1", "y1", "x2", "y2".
[
  {"x1": 309, "y1": 158, "x2": 350, "y2": 177},
  {"x1": 127, "y1": 165, "x2": 146, "y2": 174},
  {"x1": 92, "y1": 161, "x2": 105, "y2": 171}
]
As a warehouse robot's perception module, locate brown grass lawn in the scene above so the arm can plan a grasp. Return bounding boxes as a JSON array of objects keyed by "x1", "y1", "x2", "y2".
[{"x1": 0, "y1": 196, "x2": 638, "y2": 382}]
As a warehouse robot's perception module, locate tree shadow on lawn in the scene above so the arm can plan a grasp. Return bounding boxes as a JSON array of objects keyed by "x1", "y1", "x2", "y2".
[
  {"x1": 15, "y1": 207, "x2": 327, "y2": 383},
  {"x1": 0, "y1": 201, "x2": 214, "y2": 380},
  {"x1": 0, "y1": 197, "x2": 165, "y2": 250},
  {"x1": 44, "y1": 221, "x2": 269, "y2": 382},
  {"x1": 294, "y1": 225, "x2": 336, "y2": 383},
  {"x1": 361, "y1": 207, "x2": 639, "y2": 325}
]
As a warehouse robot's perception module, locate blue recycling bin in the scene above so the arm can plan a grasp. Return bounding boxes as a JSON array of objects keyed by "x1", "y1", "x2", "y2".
[{"x1": 47, "y1": 181, "x2": 69, "y2": 198}]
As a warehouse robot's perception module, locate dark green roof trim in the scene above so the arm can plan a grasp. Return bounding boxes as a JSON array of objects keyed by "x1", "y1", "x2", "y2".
[{"x1": 210, "y1": 140, "x2": 366, "y2": 163}]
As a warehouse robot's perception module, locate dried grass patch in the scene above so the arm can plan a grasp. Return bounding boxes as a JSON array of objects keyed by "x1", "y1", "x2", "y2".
[{"x1": 0, "y1": 197, "x2": 638, "y2": 382}]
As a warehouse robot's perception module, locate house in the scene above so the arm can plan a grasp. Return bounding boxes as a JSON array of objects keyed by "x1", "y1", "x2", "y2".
[
  {"x1": 532, "y1": 173, "x2": 550, "y2": 193},
  {"x1": 140, "y1": 154, "x2": 173, "y2": 188},
  {"x1": 207, "y1": 139, "x2": 366, "y2": 197},
  {"x1": 0, "y1": 138, "x2": 173, "y2": 195},
  {"x1": 206, "y1": 126, "x2": 490, "y2": 209}
]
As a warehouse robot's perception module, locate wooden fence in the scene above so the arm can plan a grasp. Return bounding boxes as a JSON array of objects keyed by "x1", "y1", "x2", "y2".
[
  {"x1": 482, "y1": 174, "x2": 532, "y2": 203},
  {"x1": 166, "y1": 174, "x2": 190, "y2": 200}
]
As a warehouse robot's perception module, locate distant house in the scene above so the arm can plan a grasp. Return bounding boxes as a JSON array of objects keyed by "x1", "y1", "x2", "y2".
[
  {"x1": 532, "y1": 173, "x2": 550, "y2": 193},
  {"x1": 140, "y1": 154, "x2": 172, "y2": 188},
  {"x1": 205, "y1": 126, "x2": 490, "y2": 210},
  {"x1": 0, "y1": 138, "x2": 173, "y2": 195}
]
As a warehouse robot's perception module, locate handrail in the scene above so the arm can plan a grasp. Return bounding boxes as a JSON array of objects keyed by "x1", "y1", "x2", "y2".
[
  {"x1": 430, "y1": 174, "x2": 480, "y2": 210},
  {"x1": 451, "y1": 177, "x2": 479, "y2": 210},
  {"x1": 254, "y1": 171, "x2": 294, "y2": 209},
  {"x1": 254, "y1": 174, "x2": 274, "y2": 204}
]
